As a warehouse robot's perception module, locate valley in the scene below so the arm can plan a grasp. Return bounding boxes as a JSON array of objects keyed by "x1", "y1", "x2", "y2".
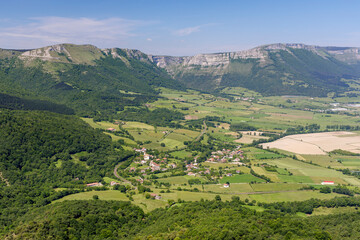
[
  {"x1": 2, "y1": 43, "x2": 360, "y2": 239},
  {"x1": 50, "y1": 86, "x2": 360, "y2": 214}
]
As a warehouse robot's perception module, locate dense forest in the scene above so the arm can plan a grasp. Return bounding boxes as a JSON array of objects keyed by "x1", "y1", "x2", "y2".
[
  {"x1": 0, "y1": 110, "x2": 132, "y2": 235},
  {"x1": 5, "y1": 198, "x2": 360, "y2": 239},
  {"x1": 0, "y1": 49, "x2": 184, "y2": 119}
]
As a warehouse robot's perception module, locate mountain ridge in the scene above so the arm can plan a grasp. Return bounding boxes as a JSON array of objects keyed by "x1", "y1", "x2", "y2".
[{"x1": 2, "y1": 42, "x2": 360, "y2": 103}]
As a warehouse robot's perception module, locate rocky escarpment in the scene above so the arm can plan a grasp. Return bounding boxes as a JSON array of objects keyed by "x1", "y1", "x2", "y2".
[
  {"x1": 150, "y1": 43, "x2": 360, "y2": 71},
  {"x1": 15, "y1": 43, "x2": 360, "y2": 96},
  {"x1": 147, "y1": 43, "x2": 360, "y2": 94}
]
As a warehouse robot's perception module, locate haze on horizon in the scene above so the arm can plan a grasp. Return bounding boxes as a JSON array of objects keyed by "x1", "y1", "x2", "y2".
[{"x1": 0, "y1": 0, "x2": 359, "y2": 56}]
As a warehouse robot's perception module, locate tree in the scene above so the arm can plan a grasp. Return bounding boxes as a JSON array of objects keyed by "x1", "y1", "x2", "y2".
[
  {"x1": 215, "y1": 195, "x2": 222, "y2": 201},
  {"x1": 320, "y1": 186, "x2": 331, "y2": 194},
  {"x1": 93, "y1": 195, "x2": 99, "y2": 200}
]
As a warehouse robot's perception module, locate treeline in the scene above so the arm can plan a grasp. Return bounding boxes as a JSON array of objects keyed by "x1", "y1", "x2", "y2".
[
  {"x1": 250, "y1": 169, "x2": 271, "y2": 182},
  {"x1": 326, "y1": 124, "x2": 360, "y2": 131},
  {"x1": 261, "y1": 195, "x2": 360, "y2": 214},
  {"x1": 115, "y1": 107, "x2": 184, "y2": 127},
  {"x1": 250, "y1": 124, "x2": 321, "y2": 146},
  {"x1": 230, "y1": 122, "x2": 257, "y2": 131}
]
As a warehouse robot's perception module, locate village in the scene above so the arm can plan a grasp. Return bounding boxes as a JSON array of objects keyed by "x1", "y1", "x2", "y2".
[{"x1": 85, "y1": 145, "x2": 248, "y2": 191}]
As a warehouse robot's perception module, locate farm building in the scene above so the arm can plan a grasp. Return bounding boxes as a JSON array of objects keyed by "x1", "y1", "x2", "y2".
[
  {"x1": 86, "y1": 182, "x2": 103, "y2": 187},
  {"x1": 110, "y1": 181, "x2": 119, "y2": 186},
  {"x1": 321, "y1": 181, "x2": 335, "y2": 185}
]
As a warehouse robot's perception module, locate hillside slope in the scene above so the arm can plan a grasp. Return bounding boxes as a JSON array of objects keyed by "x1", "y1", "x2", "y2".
[
  {"x1": 0, "y1": 110, "x2": 131, "y2": 234},
  {"x1": 0, "y1": 44, "x2": 184, "y2": 117},
  {"x1": 151, "y1": 43, "x2": 360, "y2": 96}
]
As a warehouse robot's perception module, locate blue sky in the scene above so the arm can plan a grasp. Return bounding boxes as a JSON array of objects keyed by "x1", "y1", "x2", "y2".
[{"x1": 0, "y1": 0, "x2": 359, "y2": 55}]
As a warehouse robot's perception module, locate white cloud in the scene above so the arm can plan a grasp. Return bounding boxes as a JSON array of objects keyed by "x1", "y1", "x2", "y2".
[
  {"x1": 147, "y1": 38, "x2": 152, "y2": 41},
  {"x1": 0, "y1": 17, "x2": 150, "y2": 49},
  {"x1": 173, "y1": 25, "x2": 201, "y2": 36}
]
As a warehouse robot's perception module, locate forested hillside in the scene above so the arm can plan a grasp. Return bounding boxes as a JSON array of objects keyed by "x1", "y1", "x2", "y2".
[
  {"x1": 153, "y1": 44, "x2": 360, "y2": 96},
  {"x1": 0, "y1": 45, "x2": 184, "y2": 118},
  {"x1": 5, "y1": 198, "x2": 360, "y2": 239},
  {"x1": 0, "y1": 110, "x2": 132, "y2": 234}
]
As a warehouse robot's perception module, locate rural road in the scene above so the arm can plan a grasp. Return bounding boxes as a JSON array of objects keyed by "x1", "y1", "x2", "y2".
[
  {"x1": 113, "y1": 162, "x2": 132, "y2": 184},
  {"x1": 195, "y1": 120, "x2": 207, "y2": 141}
]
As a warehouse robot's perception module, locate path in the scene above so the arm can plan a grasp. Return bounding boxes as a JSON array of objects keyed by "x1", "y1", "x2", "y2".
[
  {"x1": 159, "y1": 130, "x2": 173, "y2": 141},
  {"x1": 113, "y1": 162, "x2": 132, "y2": 184},
  {"x1": 195, "y1": 120, "x2": 207, "y2": 141},
  {"x1": 0, "y1": 171, "x2": 10, "y2": 186}
]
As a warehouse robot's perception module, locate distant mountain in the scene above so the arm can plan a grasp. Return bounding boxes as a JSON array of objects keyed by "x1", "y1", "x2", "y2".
[
  {"x1": 0, "y1": 44, "x2": 184, "y2": 117},
  {"x1": 150, "y1": 43, "x2": 360, "y2": 96},
  {"x1": 1, "y1": 43, "x2": 360, "y2": 117}
]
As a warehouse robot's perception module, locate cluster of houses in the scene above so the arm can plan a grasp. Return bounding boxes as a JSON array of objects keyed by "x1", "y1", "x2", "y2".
[
  {"x1": 206, "y1": 146, "x2": 245, "y2": 165},
  {"x1": 234, "y1": 96, "x2": 255, "y2": 102},
  {"x1": 132, "y1": 148, "x2": 178, "y2": 173},
  {"x1": 186, "y1": 160, "x2": 211, "y2": 177}
]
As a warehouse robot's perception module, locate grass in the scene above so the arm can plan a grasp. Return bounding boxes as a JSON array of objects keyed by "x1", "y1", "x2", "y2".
[
  {"x1": 158, "y1": 175, "x2": 207, "y2": 185},
  {"x1": 200, "y1": 183, "x2": 254, "y2": 193},
  {"x1": 270, "y1": 158, "x2": 344, "y2": 178},
  {"x1": 54, "y1": 190, "x2": 128, "y2": 202},
  {"x1": 170, "y1": 150, "x2": 193, "y2": 159},
  {"x1": 103, "y1": 177, "x2": 121, "y2": 184},
  {"x1": 220, "y1": 174, "x2": 265, "y2": 184},
  {"x1": 249, "y1": 191, "x2": 340, "y2": 203},
  {"x1": 311, "y1": 206, "x2": 360, "y2": 216},
  {"x1": 151, "y1": 189, "x2": 234, "y2": 202},
  {"x1": 301, "y1": 154, "x2": 344, "y2": 168},
  {"x1": 81, "y1": 118, "x2": 118, "y2": 130},
  {"x1": 277, "y1": 175, "x2": 314, "y2": 183},
  {"x1": 250, "y1": 183, "x2": 305, "y2": 192},
  {"x1": 122, "y1": 121, "x2": 154, "y2": 130}
]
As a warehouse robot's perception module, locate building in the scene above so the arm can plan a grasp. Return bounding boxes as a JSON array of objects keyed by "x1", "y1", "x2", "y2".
[
  {"x1": 321, "y1": 181, "x2": 335, "y2": 185},
  {"x1": 86, "y1": 182, "x2": 103, "y2": 187},
  {"x1": 110, "y1": 181, "x2": 119, "y2": 186}
]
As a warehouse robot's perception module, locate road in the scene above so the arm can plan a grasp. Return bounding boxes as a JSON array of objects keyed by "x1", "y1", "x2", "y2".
[
  {"x1": 113, "y1": 161, "x2": 132, "y2": 184},
  {"x1": 195, "y1": 120, "x2": 207, "y2": 141}
]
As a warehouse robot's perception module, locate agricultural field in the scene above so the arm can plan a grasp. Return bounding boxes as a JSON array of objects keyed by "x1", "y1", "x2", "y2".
[
  {"x1": 220, "y1": 174, "x2": 265, "y2": 184},
  {"x1": 72, "y1": 87, "x2": 360, "y2": 211},
  {"x1": 262, "y1": 131, "x2": 360, "y2": 154}
]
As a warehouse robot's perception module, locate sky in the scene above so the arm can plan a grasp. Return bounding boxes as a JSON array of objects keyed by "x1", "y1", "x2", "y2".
[{"x1": 0, "y1": 0, "x2": 359, "y2": 56}]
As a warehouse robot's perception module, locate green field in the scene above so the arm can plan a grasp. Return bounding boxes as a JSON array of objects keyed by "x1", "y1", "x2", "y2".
[
  {"x1": 250, "y1": 183, "x2": 305, "y2": 192},
  {"x1": 220, "y1": 174, "x2": 265, "y2": 183},
  {"x1": 170, "y1": 150, "x2": 193, "y2": 159},
  {"x1": 54, "y1": 190, "x2": 128, "y2": 202},
  {"x1": 311, "y1": 206, "x2": 360, "y2": 216},
  {"x1": 158, "y1": 175, "x2": 208, "y2": 185},
  {"x1": 249, "y1": 191, "x2": 340, "y2": 203},
  {"x1": 277, "y1": 175, "x2": 314, "y2": 183}
]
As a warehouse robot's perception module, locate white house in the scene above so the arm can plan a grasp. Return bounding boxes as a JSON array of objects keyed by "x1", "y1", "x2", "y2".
[{"x1": 321, "y1": 181, "x2": 335, "y2": 185}]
